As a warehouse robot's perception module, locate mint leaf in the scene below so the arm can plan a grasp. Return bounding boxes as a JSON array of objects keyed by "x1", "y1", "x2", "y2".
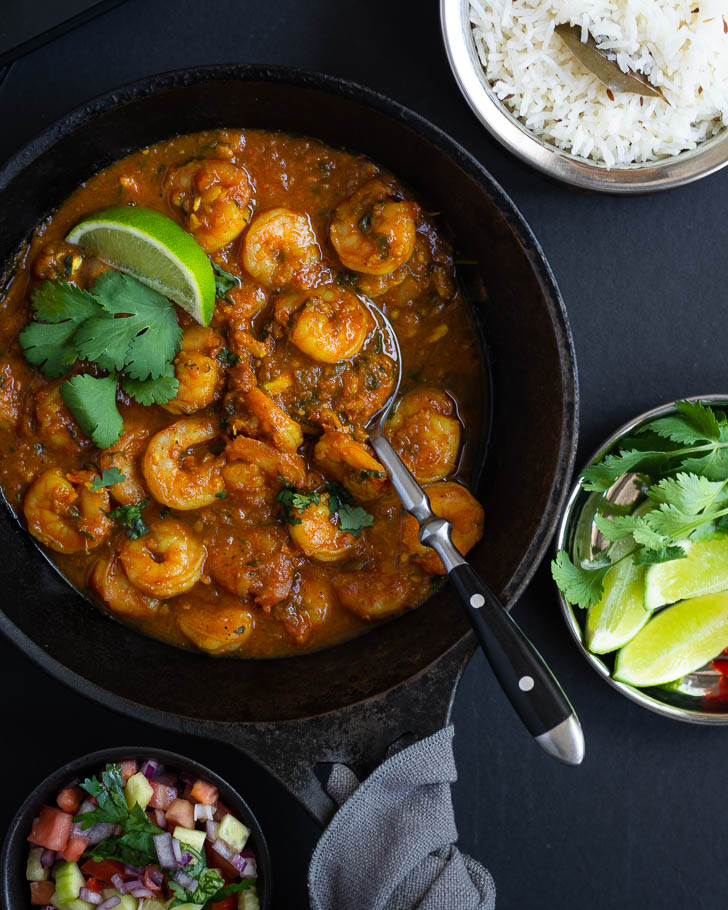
[
  {"x1": 551, "y1": 550, "x2": 610, "y2": 609},
  {"x1": 91, "y1": 467, "x2": 126, "y2": 491},
  {"x1": 60, "y1": 373, "x2": 123, "y2": 448}
]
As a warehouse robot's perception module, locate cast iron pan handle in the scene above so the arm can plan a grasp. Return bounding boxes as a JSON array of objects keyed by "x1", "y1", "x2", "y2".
[{"x1": 449, "y1": 562, "x2": 583, "y2": 761}]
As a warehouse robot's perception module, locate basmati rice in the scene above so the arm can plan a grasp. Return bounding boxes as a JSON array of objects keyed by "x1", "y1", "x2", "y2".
[{"x1": 469, "y1": 0, "x2": 728, "y2": 166}]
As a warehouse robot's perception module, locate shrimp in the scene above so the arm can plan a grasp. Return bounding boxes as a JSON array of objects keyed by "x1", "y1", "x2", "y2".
[
  {"x1": 241, "y1": 208, "x2": 322, "y2": 290},
  {"x1": 314, "y1": 430, "x2": 388, "y2": 501},
  {"x1": 23, "y1": 468, "x2": 113, "y2": 553},
  {"x1": 223, "y1": 435, "x2": 306, "y2": 504},
  {"x1": 332, "y1": 569, "x2": 412, "y2": 619},
  {"x1": 142, "y1": 417, "x2": 224, "y2": 510},
  {"x1": 165, "y1": 159, "x2": 254, "y2": 253},
  {"x1": 89, "y1": 555, "x2": 160, "y2": 617},
  {"x1": 34, "y1": 383, "x2": 88, "y2": 452},
  {"x1": 176, "y1": 595, "x2": 255, "y2": 653},
  {"x1": 330, "y1": 178, "x2": 419, "y2": 275},
  {"x1": 120, "y1": 517, "x2": 205, "y2": 598},
  {"x1": 385, "y1": 389, "x2": 461, "y2": 483},
  {"x1": 401, "y1": 481, "x2": 484, "y2": 575},
  {"x1": 207, "y1": 526, "x2": 298, "y2": 609},
  {"x1": 98, "y1": 424, "x2": 150, "y2": 505},
  {"x1": 276, "y1": 570, "x2": 335, "y2": 645},
  {"x1": 0, "y1": 356, "x2": 33, "y2": 429},
  {"x1": 287, "y1": 495, "x2": 362, "y2": 562},
  {"x1": 276, "y1": 286, "x2": 373, "y2": 364},
  {"x1": 163, "y1": 326, "x2": 224, "y2": 415},
  {"x1": 234, "y1": 387, "x2": 303, "y2": 453}
]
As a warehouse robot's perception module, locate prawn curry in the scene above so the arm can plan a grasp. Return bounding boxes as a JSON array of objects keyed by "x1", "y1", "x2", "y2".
[{"x1": 0, "y1": 129, "x2": 485, "y2": 657}]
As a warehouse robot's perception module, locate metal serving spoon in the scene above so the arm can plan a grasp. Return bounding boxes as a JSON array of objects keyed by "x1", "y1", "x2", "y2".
[{"x1": 364, "y1": 301, "x2": 585, "y2": 766}]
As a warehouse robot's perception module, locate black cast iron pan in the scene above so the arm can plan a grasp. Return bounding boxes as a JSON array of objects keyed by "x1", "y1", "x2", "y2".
[{"x1": 0, "y1": 65, "x2": 578, "y2": 824}]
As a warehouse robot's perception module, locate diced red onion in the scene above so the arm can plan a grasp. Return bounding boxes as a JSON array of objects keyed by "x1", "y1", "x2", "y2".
[
  {"x1": 78, "y1": 799, "x2": 95, "y2": 815},
  {"x1": 79, "y1": 888, "x2": 103, "y2": 905},
  {"x1": 180, "y1": 851, "x2": 193, "y2": 867},
  {"x1": 71, "y1": 822, "x2": 84, "y2": 837},
  {"x1": 86, "y1": 823, "x2": 117, "y2": 846},
  {"x1": 147, "y1": 868, "x2": 164, "y2": 886},
  {"x1": 153, "y1": 832, "x2": 176, "y2": 869},
  {"x1": 123, "y1": 864, "x2": 142, "y2": 875},
  {"x1": 173, "y1": 869, "x2": 197, "y2": 891},
  {"x1": 240, "y1": 846, "x2": 256, "y2": 859},
  {"x1": 231, "y1": 854, "x2": 257, "y2": 878},
  {"x1": 40, "y1": 849, "x2": 55, "y2": 869},
  {"x1": 212, "y1": 838, "x2": 235, "y2": 861},
  {"x1": 205, "y1": 820, "x2": 219, "y2": 842},
  {"x1": 230, "y1": 853, "x2": 246, "y2": 872},
  {"x1": 111, "y1": 873, "x2": 126, "y2": 893},
  {"x1": 171, "y1": 837, "x2": 182, "y2": 865},
  {"x1": 194, "y1": 803, "x2": 214, "y2": 822},
  {"x1": 154, "y1": 809, "x2": 168, "y2": 829},
  {"x1": 141, "y1": 760, "x2": 158, "y2": 780},
  {"x1": 97, "y1": 898, "x2": 121, "y2": 910},
  {"x1": 128, "y1": 887, "x2": 153, "y2": 898}
]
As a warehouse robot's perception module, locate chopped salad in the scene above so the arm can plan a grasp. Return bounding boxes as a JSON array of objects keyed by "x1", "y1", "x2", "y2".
[{"x1": 25, "y1": 758, "x2": 259, "y2": 910}]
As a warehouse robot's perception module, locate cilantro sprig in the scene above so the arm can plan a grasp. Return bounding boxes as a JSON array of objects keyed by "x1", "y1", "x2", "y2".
[
  {"x1": 552, "y1": 401, "x2": 728, "y2": 609},
  {"x1": 91, "y1": 467, "x2": 126, "y2": 491},
  {"x1": 19, "y1": 273, "x2": 183, "y2": 448},
  {"x1": 108, "y1": 498, "x2": 150, "y2": 540},
  {"x1": 277, "y1": 481, "x2": 373, "y2": 535}
]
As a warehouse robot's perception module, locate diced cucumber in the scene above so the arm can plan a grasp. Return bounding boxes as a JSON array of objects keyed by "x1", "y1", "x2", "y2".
[
  {"x1": 50, "y1": 894, "x2": 93, "y2": 910},
  {"x1": 124, "y1": 771, "x2": 154, "y2": 809},
  {"x1": 169, "y1": 905, "x2": 203, "y2": 910},
  {"x1": 239, "y1": 885, "x2": 260, "y2": 910},
  {"x1": 101, "y1": 889, "x2": 140, "y2": 910},
  {"x1": 173, "y1": 825, "x2": 207, "y2": 852},
  {"x1": 55, "y1": 862, "x2": 85, "y2": 903},
  {"x1": 218, "y1": 814, "x2": 250, "y2": 853},
  {"x1": 137, "y1": 901, "x2": 168, "y2": 910},
  {"x1": 26, "y1": 846, "x2": 49, "y2": 881}
]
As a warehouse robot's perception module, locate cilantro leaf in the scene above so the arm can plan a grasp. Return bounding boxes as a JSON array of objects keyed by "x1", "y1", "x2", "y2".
[
  {"x1": 216, "y1": 347, "x2": 241, "y2": 368},
  {"x1": 337, "y1": 504, "x2": 374, "y2": 535},
  {"x1": 647, "y1": 472, "x2": 727, "y2": 514},
  {"x1": 87, "y1": 271, "x2": 182, "y2": 379},
  {"x1": 91, "y1": 467, "x2": 126, "y2": 491},
  {"x1": 60, "y1": 373, "x2": 123, "y2": 449},
  {"x1": 276, "y1": 484, "x2": 320, "y2": 524},
  {"x1": 212, "y1": 261, "x2": 240, "y2": 299},
  {"x1": 108, "y1": 498, "x2": 149, "y2": 540},
  {"x1": 551, "y1": 550, "x2": 610, "y2": 610},
  {"x1": 674, "y1": 399, "x2": 722, "y2": 441},
  {"x1": 122, "y1": 367, "x2": 179, "y2": 405},
  {"x1": 581, "y1": 449, "x2": 663, "y2": 493},
  {"x1": 207, "y1": 880, "x2": 254, "y2": 904},
  {"x1": 19, "y1": 281, "x2": 99, "y2": 377},
  {"x1": 594, "y1": 514, "x2": 668, "y2": 550},
  {"x1": 633, "y1": 545, "x2": 687, "y2": 566}
]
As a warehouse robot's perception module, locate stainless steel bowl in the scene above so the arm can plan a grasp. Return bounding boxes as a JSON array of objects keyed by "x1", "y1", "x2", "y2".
[
  {"x1": 440, "y1": 0, "x2": 728, "y2": 193},
  {"x1": 556, "y1": 395, "x2": 728, "y2": 724}
]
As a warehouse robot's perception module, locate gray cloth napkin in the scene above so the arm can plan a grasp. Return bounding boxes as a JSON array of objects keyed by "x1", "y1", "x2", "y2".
[{"x1": 308, "y1": 725, "x2": 496, "y2": 910}]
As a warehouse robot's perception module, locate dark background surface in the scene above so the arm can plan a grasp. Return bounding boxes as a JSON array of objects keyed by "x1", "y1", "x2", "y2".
[{"x1": 0, "y1": 2, "x2": 726, "y2": 908}]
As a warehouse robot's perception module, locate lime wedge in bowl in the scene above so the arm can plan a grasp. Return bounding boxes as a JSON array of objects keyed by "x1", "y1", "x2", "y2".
[
  {"x1": 585, "y1": 555, "x2": 648, "y2": 654},
  {"x1": 67, "y1": 206, "x2": 216, "y2": 325},
  {"x1": 614, "y1": 592, "x2": 728, "y2": 687},
  {"x1": 643, "y1": 537, "x2": 728, "y2": 612}
]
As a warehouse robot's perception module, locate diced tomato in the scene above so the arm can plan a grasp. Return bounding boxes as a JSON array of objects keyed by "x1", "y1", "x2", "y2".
[
  {"x1": 30, "y1": 881, "x2": 55, "y2": 905},
  {"x1": 81, "y1": 859, "x2": 125, "y2": 883},
  {"x1": 56, "y1": 787, "x2": 83, "y2": 814},
  {"x1": 27, "y1": 806, "x2": 73, "y2": 851},
  {"x1": 84, "y1": 878, "x2": 103, "y2": 893},
  {"x1": 142, "y1": 866, "x2": 162, "y2": 892},
  {"x1": 62, "y1": 834, "x2": 89, "y2": 863},
  {"x1": 210, "y1": 896, "x2": 236, "y2": 910},
  {"x1": 213, "y1": 800, "x2": 231, "y2": 823},
  {"x1": 190, "y1": 779, "x2": 219, "y2": 805},
  {"x1": 148, "y1": 780, "x2": 177, "y2": 810},
  {"x1": 120, "y1": 759, "x2": 138, "y2": 781},
  {"x1": 205, "y1": 841, "x2": 239, "y2": 881},
  {"x1": 165, "y1": 797, "x2": 194, "y2": 829}
]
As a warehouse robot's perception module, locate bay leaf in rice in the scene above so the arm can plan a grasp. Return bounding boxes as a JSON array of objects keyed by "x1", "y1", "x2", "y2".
[{"x1": 555, "y1": 24, "x2": 669, "y2": 103}]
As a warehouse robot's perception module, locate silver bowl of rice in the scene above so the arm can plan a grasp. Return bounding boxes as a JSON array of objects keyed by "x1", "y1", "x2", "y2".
[{"x1": 441, "y1": 0, "x2": 728, "y2": 192}]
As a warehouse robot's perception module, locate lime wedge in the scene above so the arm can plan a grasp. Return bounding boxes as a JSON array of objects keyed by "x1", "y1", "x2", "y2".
[
  {"x1": 585, "y1": 556, "x2": 648, "y2": 654},
  {"x1": 614, "y1": 592, "x2": 728, "y2": 687},
  {"x1": 643, "y1": 537, "x2": 728, "y2": 612},
  {"x1": 67, "y1": 206, "x2": 215, "y2": 325}
]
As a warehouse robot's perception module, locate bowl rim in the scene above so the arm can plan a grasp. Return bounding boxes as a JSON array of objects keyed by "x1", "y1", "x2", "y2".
[
  {"x1": 0, "y1": 745, "x2": 272, "y2": 908},
  {"x1": 555, "y1": 393, "x2": 728, "y2": 724},
  {"x1": 440, "y1": 0, "x2": 728, "y2": 194}
]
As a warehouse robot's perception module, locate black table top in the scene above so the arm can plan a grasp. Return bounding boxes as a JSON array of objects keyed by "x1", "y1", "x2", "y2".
[{"x1": 1, "y1": 2, "x2": 726, "y2": 907}]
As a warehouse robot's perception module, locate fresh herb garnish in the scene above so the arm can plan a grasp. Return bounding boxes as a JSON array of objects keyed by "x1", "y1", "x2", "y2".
[
  {"x1": 108, "y1": 498, "x2": 150, "y2": 540},
  {"x1": 277, "y1": 484, "x2": 321, "y2": 525},
  {"x1": 326, "y1": 481, "x2": 374, "y2": 536},
  {"x1": 212, "y1": 261, "x2": 240, "y2": 299},
  {"x1": 90, "y1": 467, "x2": 126, "y2": 491},
  {"x1": 19, "y1": 272, "x2": 182, "y2": 447},
  {"x1": 552, "y1": 401, "x2": 728, "y2": 609},
  {"x1": 216, "y1": 346, "x2": 241, "y2": 368}
]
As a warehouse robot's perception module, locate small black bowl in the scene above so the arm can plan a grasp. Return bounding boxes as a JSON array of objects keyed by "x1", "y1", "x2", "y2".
[{"x1": 0, "y1": 746, "x2": 272, "y2": 908}]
